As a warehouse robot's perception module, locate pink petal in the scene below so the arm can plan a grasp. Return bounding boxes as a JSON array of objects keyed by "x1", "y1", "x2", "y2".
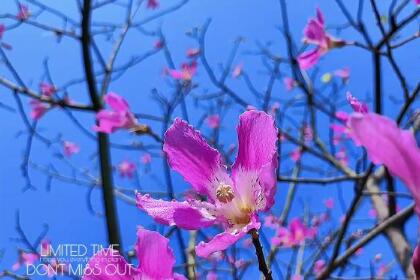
[
  {"x1": 232, "y1": 110, "x2": 278, "y2": 210},
  {"x1": 346, "y1": 92, "x2": 368, "y2": 113},
  {"x1": 82, "y1": 249, "x2": 137, "y2": 280},
  {"x1": 304, "y1": 18, "x2": 326, "y2": 45},
  {"x1": 316, "y1": 7, "x2": 325, "y2": 26},
  {"x1": 0, "y1": 24, "x2": 5, "y2": 39},
  {"x1": 147, "y1": 0, "x2": 159, "y2": 9},
  {"x1": 298, "y1": 48, "x2": 322, "y2": 70},
  {"x1": 136, "y1": 228, "x2": 175, "y2": 279},
  {"x1": 163, "y1": 118, "x2": 224, "y2": 197},
  {"x1": 104, "y1": 92, "x2": 130, "y2": 113},
  {"x1": 348, "y1": 113, "x2": 420, "y2": 212},
  {"x1": 136, "y1": 193, "x2": 215, "y2": 230},
  {"x1": 195, "y1": 218, "x2": 260, "y2": 258}
]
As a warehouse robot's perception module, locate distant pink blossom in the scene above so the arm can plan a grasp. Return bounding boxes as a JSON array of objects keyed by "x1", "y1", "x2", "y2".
[
  {"x1": 415, "y1": 0, "x2": 420, "y2": 5},
  {"x1": 186, "y1": 48, "x2": 200, "y2": 58},
  {"x1": 147, "y1": 0, "x2": 159, "y2": 9},
  {"x1": 154, "y1": 39, "x2": 164, "y2": 49},
  {"x1": 167, "y1": 61, "x2": 197, "y2": 82},
  {"x1": 141, "y1": 153, "x2": 152, "y2": 164},
  {"x1": 40, "y1": 82, "x2": 56, "y2": 97},
  {"x1": 63, "y1": 141, "x2": 80, "y2": 157},
  {"x1": 264, "y1": 214, "x2": 279, "y2": 229},
  {"x1": 334, "y1": 67, "x2": 350, "y2": 81},
  {"x1": 0, "y1": 24, "x2": 5, "y2": 39},
  {"x1": 232, "y1": 64, "x2": 243, "y2": 78},
  {"x1": 298, "y1": 8, "x2": 346, "y2": 69},
  {"x1": 270, "y1": 102, "x2": 280, "y2": 115},
  {"x1": 16, "y1": 3, "x2": 30, "y2": 20},
  {"x1": 324, "y1": 198, "x2": 334, "y2": 209},
  {"x1": 82, "y1": 228, "x2": 186, "y2": 280},
  {"x1": 94, "y1": 92, "x2": 137, "y2": 134},
  {"x1": 291, "y1": 275, "x2": 303, "y2": 280},
  {"x1": 335, "y1": 148, "x2": 348, "y2": 166},
  {"x1": 207, "y1": 271, "x2": 218, "y2": 280},
  {"x1": 12, "y1": 251, "x2": 39, "y2": 271},
  {"x1": 137, "y1": 111, "x2": 278, "y2": 258},
  {"x1": 30, "y1": 99, "x2": 50, "y2": 120},
  {"x1": 346, "y1": 92, "x2": 368, "y2": 113},
  {"x1": 290, "y1": 148, "x2": 302, "y2": 162},
  {"x1": 206, "y1": 114, "x2": 220, "y2": 129},
  {"x1": 272, "y1": 218, "x2": 316, "y2": 247},
  {"x1": 376, "y1": 263, "x2": 390, "y2": 278},
  {"x1": 314, "y1": 260, "x2": 326, "y2": 276},
  {"x1": 117, "y1": 160, "x2": 136, "y2": 178},
  {"x1": 283, "y1": 77, "x2": 297, "y2": 91},
  {"x1": 303, "y1": 124, "x2": 313, "y2": 142}
]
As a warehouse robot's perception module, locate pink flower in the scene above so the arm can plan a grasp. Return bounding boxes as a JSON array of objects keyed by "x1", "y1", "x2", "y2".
[
  {"x1": 82, "y1": 228, "x2": 186, "y2": 280},
  {"x1": 207, "y1": 271, "x2": 218, "y2": 280},
  {"x1": 30, "y1": 99, "x2": 50, "y2": 120},
  {"x1": 348, "y1": 113, "x2": 420, "y2": 212},
  {"x1": 154, "y1": 39, "x2": 164, "y2": 49},
  {"x1": 314, "y1": 260, "x2": 326, "y2": 276},
  {"x1": 415, "y1": 0, "x2": 420, "y2": 5},
  {"x1": 63, "y1": 141, "x2": 80, "y2": 157},
  {"x1": 335, "y1": 111, "x2": 350, "y2": 122},
  {"x1": 147, "y1": 0, "x2": 159, "y2": 9},
  {"x1": 186, "y1": 48, "x2": 200, "y2": 58},
  {"x1": 298, "y1": 8, "x2": 346, "y2": 69},
  {"x1": 137, "y1": 111, "x2": 278, "y2": 258},
  {"x1": 0, "y1": 24, "x2": 5, "y2": 40},
  {"x1": 141, "y1": 153, "x2": 152, "y2": 164},
  {"x1": 413, "y1": 246, "x2": 420, "y2": 277},
  {"x1": 264, "y1": 214, "x2": 279, "y2": 229},
  {"x1": 335, "y1": 148, "x2": 348, "y2": 166},
  {"x1": 290, "y1": 148, "x2": 302, "y2": 162},
  {"x1": 232, "y1": 64, "x2": 243, "y2": 79},
  {"x1": 272, "y1": 218, "x2": 316, "y2": 247},
  {"x1": 16, "y1": 3, "x2": 30, "y2": 20},
  {"x1": 323, "y1": 198, "x2": 334, "y2": 209},
  {"x1": 283, "y1": 77, "x2": 297, "y2": 91},
  {"x1": 40, "y1": 82, "x2": 56, "y2": 97},
  {"x1": 167, "y1": 61, "x2": 197, "y2": 82},
  {"x1": 94, "y1": 92, "x2": 137, "y2": 134},
  {"x1": 291, "y1": 275, "x2": 303, "y2": 280},
  {"x1": 117, "y1": 160, "x2": 136, "y2": 178},
  {"x1": 303, "y1": 124, "x2": 313, "y2": 142},
  {"x1": 12, "y1": 251, "x2": 39, "y2": 271},
  {"x1": 346, "y1": 92, "x2": 368, "y2": 113},
  {"x1": 334, "y1": 67, "x2": 350, "y2": 82},
  {"x1": 206, "y1": 114, "x2": 220, "y2": 129}
]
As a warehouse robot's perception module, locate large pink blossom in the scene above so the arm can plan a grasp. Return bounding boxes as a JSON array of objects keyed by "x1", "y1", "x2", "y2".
[
  {"x1": 94, "y1": 92, "x2": 137, "y2": 134},
  {"x1": 348, "y1": 113, "x2": 420, "y2": 209},
  {"x1": 82, "y1": 228, "x2": 186, "y2": 280},
  {"x1": 137, "y1": 110, "x2": 278, "y2": 258},
  {"x1": 298, "y1": 8, "x2": 346, "y2": 69}
]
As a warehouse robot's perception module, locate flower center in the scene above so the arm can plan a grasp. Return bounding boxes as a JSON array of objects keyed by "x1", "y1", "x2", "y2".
[{"x1": 216, "y1": 184, "x2": 234, "y2": 203}]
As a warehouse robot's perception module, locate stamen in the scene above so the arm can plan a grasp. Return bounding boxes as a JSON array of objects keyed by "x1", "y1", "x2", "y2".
[{"x1": 216, "y1": 184, "x2": 235, "y2": 203}]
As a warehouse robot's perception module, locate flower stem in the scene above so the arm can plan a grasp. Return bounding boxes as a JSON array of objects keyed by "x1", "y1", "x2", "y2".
[{"x1": 250, "y1": 229, "x2": 273, "y2": 280}]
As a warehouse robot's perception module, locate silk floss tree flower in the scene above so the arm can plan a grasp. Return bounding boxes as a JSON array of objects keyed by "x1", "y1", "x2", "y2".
[
  {"x1": 82, "y1": 228, "x2": 186, "y2": 280},
  {"x1": 298, "y1": 8, "x2": 346, "y2": 70},
  {"x1": 136, "y1": 110, "x2": 278, "y2": 258},
  {"x1": 346, "y1": 112, "x2": 420, "y2": 277},
  {"x1": 94, "y1": 92, "x2": 139, "y2": 134}
]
